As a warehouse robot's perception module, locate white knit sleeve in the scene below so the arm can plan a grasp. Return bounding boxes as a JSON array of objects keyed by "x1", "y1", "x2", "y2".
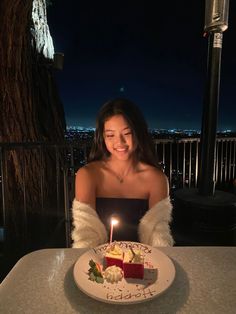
[
  {"x1": 138, "y1": 197, "x2": 174, "y2": 247},
  {"x1": 71, "y1": 199, "x2": 108, "y2": 248}
]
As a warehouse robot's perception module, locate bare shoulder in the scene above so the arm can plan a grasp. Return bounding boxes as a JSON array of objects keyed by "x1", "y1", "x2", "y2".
[
  {"x1": 75, "y1": 161, "x2": 103, "y2": 206},
  {"x1": 139, "y1": 163, "x2": 166, "y2": 180},
  {"x1": 139, "y1": 163, "x2": 169, "y2": 206},
  {"x1": 76, "y1": 161, "x2": 102, "y2": 179},
  {"x1": 146, "y1": 166, "x2": 168, "y2": 184}
]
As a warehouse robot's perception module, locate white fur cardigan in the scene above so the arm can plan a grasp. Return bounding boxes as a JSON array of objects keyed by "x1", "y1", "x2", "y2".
[{"x1": 71, "y1": 197, "x2": 174, "y2": 248}]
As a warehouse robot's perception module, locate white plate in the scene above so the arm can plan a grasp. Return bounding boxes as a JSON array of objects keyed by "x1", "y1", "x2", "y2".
[{"x1": 73, "y1": 241, "x2": 175, "y2": 305}]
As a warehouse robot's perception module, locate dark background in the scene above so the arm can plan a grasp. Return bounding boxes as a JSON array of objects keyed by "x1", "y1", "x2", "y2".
[{"x1": 47, "y1": 1, "x2": 236, "y2": 131}]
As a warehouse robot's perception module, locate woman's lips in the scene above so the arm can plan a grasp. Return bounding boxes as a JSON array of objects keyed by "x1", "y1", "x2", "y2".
[{"x1": 115, "y1": 147, "x2": 128, "y2": 152}]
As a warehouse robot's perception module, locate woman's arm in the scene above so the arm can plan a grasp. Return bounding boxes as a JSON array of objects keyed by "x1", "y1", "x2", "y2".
[
  {"x1": 138, "y1": 168, "x2": 174, "y2": 246},
  {"x1": 138, "y1": 196, "x2": 174, "y2": 246},
  {"x1": 71, "y1": 199, "x2": 108, "y2": 248},
  {"x1": 148, "y1": 169, "x2": 169, "y2": 208},
  {"x1": 75, "y1": 165, "x2": 96, "y2": 209},
  {"x1": 72, "y1": 164, "x2": 108, "y2": 248}
]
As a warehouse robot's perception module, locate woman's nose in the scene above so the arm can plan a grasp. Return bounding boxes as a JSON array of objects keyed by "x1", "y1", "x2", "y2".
[{"x1": 116, "y1": 134, "x2": 126, "y2": 144}]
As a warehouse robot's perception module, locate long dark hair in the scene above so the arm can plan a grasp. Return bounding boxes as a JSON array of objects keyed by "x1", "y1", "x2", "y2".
[{"x1": 88, "y1": 98, "x2": 160, "y2": 168}]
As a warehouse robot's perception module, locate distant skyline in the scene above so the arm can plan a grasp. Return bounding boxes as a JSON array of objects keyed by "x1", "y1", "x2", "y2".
[{"x1": 47, "y1": 1, "x2": 236, "y2": 131}]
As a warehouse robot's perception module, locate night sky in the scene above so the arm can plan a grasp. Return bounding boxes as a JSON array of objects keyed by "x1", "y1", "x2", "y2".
[{"x1": 47, "y1": 1, "x2": 236, "y2": 131}]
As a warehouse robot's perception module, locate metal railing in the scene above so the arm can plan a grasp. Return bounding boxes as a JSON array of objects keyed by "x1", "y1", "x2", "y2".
[
  {"x1": 0, "y1": 136, "x2": 236, "y2": 248},
  {"x1": 154, "y1": 137, "x2": 236, "y2": 190}
]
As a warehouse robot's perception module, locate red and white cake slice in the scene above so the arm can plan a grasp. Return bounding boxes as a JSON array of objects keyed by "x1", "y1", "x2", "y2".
[
  {"x1": 123, "y1": 248, "x2": 144, "y2": 279},
  {"x1": 105, "y1": 243, "x2": 124, "y2": 269}
]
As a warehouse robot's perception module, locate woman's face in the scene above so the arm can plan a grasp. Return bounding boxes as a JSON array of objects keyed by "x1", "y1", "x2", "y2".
[{"x1": 103, "y1": 114, "x2": 135, "y2": 161}]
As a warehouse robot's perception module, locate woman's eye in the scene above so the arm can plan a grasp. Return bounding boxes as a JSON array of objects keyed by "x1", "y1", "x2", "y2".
[
  {"x1": 106, "y1": 134, "x2": 114, "y2": 138},
  {"x1": 124, "y1": 132, "x2": 132, "y2": 136}
]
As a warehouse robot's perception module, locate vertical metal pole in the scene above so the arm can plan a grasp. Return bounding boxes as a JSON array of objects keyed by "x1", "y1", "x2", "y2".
[
  {"x1": 198, "y1": 0, "x2": 229, "y2": 195},
  {"x1": 198, "y1": 32, "x2": 223, "y2": 195}
]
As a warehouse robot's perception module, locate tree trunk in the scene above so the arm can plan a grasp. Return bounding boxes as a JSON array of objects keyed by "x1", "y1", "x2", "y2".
[{"x1": 0, "y1": 0, "x2": 67, "y2": 275}]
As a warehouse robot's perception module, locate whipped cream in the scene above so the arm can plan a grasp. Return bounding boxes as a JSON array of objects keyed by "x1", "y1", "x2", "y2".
[
  {"x1": 106, "y1": 243, "x2": 123, "y2": 256},
  {"x1": 104, "y1": 265, "x2": 123, "y2": 283},
  {"x1": 124, "y1": 249, "x2": 144, "y2": 263}
]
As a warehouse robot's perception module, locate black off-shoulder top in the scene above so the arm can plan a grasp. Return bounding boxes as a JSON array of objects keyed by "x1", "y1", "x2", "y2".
[{"x1": 96, "y1": 197, "x2": 149, "y2": 242}]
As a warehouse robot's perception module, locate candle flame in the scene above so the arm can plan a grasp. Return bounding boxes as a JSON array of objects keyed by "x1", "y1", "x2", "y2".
[
  {"x1": 110, "y1": 216, "x2": 119, "y2": 244},
  {"x1": 111, "y1": 218, "x2": 119, "y2": 226}
]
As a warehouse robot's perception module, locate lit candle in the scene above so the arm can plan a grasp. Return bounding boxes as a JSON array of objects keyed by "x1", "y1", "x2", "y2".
[{"x1": 109, "y1": 217, "x2": 119, "y2": 244}]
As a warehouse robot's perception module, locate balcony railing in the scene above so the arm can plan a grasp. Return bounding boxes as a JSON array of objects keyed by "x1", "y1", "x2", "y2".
[
  {"x1": 154, "y1": 137, "x2": 236, "y2": 190},
  {"x1": 0, "y1": 136, "x2": 236, "y2": 249}
]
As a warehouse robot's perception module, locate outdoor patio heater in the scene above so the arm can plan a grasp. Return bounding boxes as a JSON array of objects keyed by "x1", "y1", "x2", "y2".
[
  {"x1": 173, "y1": 0, "x2": 236, "y2": 246},
  {"x1": 199, "y1": 0, "x2": 229, "y2": 196}
]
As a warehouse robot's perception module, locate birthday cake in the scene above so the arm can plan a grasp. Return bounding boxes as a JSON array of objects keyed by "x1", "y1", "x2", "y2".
[
  {"x1": 123, "y1": 248, "x2": 144, "y2": 279},
  {"x1": 104, "y1": 243, "x2": 144, "y2": 279},
  {"x1": 105, "y1": 243, "x2": 124, "y2": 269},
  {"x1": 88, "y1": 243, "x2": 146, "y2": 284}
]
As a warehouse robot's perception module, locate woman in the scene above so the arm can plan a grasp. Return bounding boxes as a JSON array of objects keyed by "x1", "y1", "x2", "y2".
[{"x1": 71, "y1": 98, "x2": 174, "y2": 248}]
